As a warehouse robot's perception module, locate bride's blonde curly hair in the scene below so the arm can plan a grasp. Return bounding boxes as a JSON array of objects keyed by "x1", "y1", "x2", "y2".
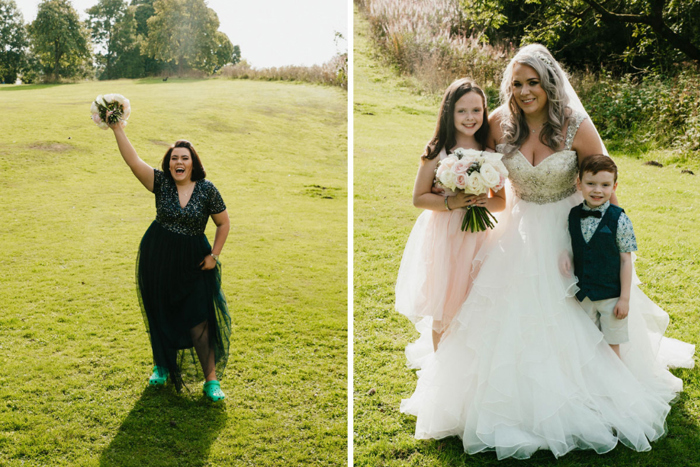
[{"x1": 499, "y1": 44, "x2": 570, "y2": 156}]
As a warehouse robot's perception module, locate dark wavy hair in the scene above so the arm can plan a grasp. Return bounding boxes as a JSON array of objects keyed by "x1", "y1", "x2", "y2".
[
  {"x1": 423, "y1": 78, "x2": 489, "y2": 160},
  {"x1": 579, "y1": 154, "x2": 618, "y2": 182},
  {"x1": 161, "y1": 140, "x2": 206, "y2": 181}
]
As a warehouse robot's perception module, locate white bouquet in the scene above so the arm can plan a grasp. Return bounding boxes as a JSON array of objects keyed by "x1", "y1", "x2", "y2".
[
  {"x1": 90, "y1": 94, "x2": 131, "y2": 129},
  {"x1": 435, "y1": 148, "x2": 508, "y2": 232}
]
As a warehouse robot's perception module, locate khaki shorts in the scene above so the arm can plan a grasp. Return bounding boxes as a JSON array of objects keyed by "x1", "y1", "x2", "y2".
[{"x1": 579, "y1": 296, "x2": 629, "y2": 345}]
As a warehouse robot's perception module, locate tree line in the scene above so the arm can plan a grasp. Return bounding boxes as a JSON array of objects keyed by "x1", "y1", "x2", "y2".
[
  {"x1": 460, "y1": 0, "x2": 700, "y2": 74},
  {"x1": 0, "y1": 0, "x2": 241, "y2": 83}
]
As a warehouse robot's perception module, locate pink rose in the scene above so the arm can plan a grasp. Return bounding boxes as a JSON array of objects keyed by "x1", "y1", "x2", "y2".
[
  {"x1": 495, "y1": 174, "x2": 506, "y2": 191},
  {"x1": 455, "y1": 173, "x2": 468, "y2": 189},
  {"x1": 453, "y1": 160, "x2": 470, "y2": 174}
]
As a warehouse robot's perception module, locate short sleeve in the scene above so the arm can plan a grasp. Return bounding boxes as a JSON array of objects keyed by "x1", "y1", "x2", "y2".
[
  {"x1": 207, "y1": 182, "x2": 226, "y2": 215},
  {"x1": 617, "y1": 213, "x2": 637, "y2": 253},
  {"x1": 153, "y1": 169, "x2": 165, "y2": 193}
]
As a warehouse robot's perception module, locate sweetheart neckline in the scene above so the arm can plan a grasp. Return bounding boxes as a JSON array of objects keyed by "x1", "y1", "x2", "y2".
[{"x1": 507, "y1": 148, "x2": 576, "y2": 169}]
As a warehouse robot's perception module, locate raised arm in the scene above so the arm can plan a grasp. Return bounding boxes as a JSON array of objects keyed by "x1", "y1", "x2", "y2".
[{"x1": 111, "y1": 125, "x2": 155, "y2": 192}]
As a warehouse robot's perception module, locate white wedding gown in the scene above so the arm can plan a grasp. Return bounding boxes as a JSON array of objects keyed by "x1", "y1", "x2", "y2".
[{"x1": 399, "y1": 113, "x2": 695, "y2": 459}]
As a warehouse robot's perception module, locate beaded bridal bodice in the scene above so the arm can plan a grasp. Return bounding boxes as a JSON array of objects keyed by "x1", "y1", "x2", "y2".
[{"x1": 497, "y1": 112, "x2": 586, "y2": 204}]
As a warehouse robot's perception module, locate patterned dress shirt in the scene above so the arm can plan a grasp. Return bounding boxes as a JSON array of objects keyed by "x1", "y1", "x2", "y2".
[{"x1": 580, "y1": 201, "x2": 637, "y2": 253}]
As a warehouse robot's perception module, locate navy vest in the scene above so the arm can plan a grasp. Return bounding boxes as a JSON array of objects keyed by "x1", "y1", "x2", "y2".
[{"x1": 568, "y1": 203, "x2": 624, "y2": 301}]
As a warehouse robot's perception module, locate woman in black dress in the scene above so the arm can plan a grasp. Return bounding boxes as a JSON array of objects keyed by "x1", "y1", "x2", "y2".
[{"x1": 110, "y1": 124, "x2": 231, "y2": 402}]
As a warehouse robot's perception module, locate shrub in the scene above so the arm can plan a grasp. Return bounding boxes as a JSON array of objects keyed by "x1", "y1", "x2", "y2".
[
  {"x1": 218, "y1": 54, "x2": 348, "y2": 90},
  {"x1": 576, "y1": 68, "x2": 700, "y2": 156},
  {"x1": 358, "y1": 0, "x2": 512, "y2": 98}
]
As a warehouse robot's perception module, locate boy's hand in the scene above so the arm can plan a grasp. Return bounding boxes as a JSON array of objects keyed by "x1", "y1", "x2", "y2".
[
  {"x1": 614, "y1": 298, "x2": 629, "y2": 319},
  {"x1": 558, "y1": 251, "x2": 572, "y2": 277}
]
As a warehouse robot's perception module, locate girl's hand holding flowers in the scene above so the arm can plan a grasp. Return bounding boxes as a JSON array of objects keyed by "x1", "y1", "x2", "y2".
[
  {"x1": 91, "y1": 94, "x2": 131, "y2": 130},
  {"x1": 435, "y1": 149, "x2": 508, "y2": 232}
]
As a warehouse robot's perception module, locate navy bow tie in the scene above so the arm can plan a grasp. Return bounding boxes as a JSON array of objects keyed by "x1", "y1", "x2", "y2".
[{"x1": 580, "y1": 210, "x2": 602, "y2": 219}]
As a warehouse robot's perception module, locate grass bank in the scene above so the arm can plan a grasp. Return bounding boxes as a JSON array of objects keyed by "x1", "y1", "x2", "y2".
[
  {"x1": 0, "y1": 77, "x2": 347, "y2": 466},
  {"x1": 353, "y1": 9, "x2": 700, "y2": 466}
]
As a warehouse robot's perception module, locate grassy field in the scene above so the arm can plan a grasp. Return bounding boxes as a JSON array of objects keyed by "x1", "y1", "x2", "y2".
[
  {"x1": 0, "y1": 78, "x2": 347, "y2": 466},
  {"x1": 353, "y1": 9, "x2": 700, "y2": 467}
]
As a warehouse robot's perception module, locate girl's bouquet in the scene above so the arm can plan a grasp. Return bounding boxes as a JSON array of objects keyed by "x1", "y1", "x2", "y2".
[
  {"x1": 90, "y1": 94, "x2": 130, "y2": 129},
  {"x1": 435, "y1": 148, "x2": 509, "y2": 232}
]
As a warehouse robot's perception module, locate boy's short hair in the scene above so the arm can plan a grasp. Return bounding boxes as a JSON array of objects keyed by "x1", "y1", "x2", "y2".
[{"x1": 579, "y1": 154, "x2": 618, "y2": 182}]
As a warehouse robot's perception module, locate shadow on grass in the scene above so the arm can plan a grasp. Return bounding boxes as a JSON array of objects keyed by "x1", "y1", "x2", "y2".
[
  {"x1": 0, "y1": 83, "x2": 63, "y2": 91},
  {"x1": 99, "y1": 385, "x2": 227, "y2": 466},
  {"x1": 135, "y1": 78, "x2": 211, "y2": 85}
]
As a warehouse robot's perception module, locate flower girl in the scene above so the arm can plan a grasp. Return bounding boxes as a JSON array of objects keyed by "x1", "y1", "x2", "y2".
[{"x1": 396, "y1": 79, "x2": 506, "y2": 351}]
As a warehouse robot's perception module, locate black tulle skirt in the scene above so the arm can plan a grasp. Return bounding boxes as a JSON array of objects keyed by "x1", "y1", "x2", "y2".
[{"x1": 136, "y1": 221, "x2": 231, "y2": 390}]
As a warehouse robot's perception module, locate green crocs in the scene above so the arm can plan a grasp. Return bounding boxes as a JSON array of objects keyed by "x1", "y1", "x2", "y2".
[
  {"x1": 203, "y1": 380, "x2": 225, "y2": 402},
  {"x1": 148, "y1": 366, "x2": 169, "y2": 386}
]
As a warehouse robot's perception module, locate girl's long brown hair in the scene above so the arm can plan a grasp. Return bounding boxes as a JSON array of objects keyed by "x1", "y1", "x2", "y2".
[{"x1": 424, "y1": 79, "x2": 489, "y2": 160}]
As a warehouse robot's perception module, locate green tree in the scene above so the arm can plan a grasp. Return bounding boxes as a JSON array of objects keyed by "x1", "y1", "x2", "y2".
[
  {"x1": 108, "y1": 5, "x2": 147, "y2": 78},
  {"x1": 212, "y1": 32, "x2": 241, "y2": 72},
  {"x1": 144, "y1": 0, "x2": 234, "y2": 74},
  {"x1": 0, "y1": 0, "x2": 29, "y2": 83},
  {"x1": 461, "y1": 0, "x2": 700, "y2": 71},
  {"x1": 28, "y1": 0, "x2": 92, "y2": 81},
  {"x1": 86, "y1": 0, "x2": 128, "y2": 79},
  {"x1": 130, "y1": 0, "x2": 170, "y2": 75}
]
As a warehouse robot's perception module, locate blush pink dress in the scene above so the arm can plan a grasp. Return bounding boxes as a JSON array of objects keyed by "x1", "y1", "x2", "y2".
[{"x1": 395, "y1": 148, "x2": 488, "y2": 337}]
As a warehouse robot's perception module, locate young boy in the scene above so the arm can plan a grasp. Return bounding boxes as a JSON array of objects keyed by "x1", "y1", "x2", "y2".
[{"x1": 563, "y1": 154, "x2": 638, "y2": 358}]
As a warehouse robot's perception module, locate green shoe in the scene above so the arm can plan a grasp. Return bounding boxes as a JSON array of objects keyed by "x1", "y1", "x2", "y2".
[
  {"x1": 148, "y1": 366, "x2": 169, "y2": 386},
  {"x1": 203, "y1": 380, "x2": 225, "y2": 402}
]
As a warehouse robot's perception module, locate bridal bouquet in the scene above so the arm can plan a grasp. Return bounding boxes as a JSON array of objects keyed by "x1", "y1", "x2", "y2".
[
  {"x1": 435, "y1": 148, "x2": 508, "y2": 232},
  {"x1": 90, "y1": 94, "x2": 131, "y2": 129}
]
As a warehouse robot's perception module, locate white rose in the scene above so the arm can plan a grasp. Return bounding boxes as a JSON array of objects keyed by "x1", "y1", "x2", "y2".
[
  {"x1": 495, "y1": 160, "x2": 509, "y2": 176},
  {"x1": 480, "y1": 163, "x2": 501, "y2": 187},
  {"x1": 104, "y1": 94, "x2": 115, "y2": 103},
  {"x1": 98, "y1": 121, "x2": 109, "y2": 130},
  {"x1": 90, "y1": 101, "x2": 98, "y2": 114},
  {"x1": 96, "y1": 95, "x2": 106, "y2": 106},
  {"x1": 436, "y1": 162, "x2": 447, "y2": 178},
  {"x1": 482, "y1": 152, "x2": 502, "y2": 164},
  {"x1": 441, "y1": 154, "x2": 458, "y2": 169},
  {"x1": 454, "y1": 148, "x2": 481, "y2": 160},
  {"x1": 483, "y1": 153, "x2": 508, "y2": 176},
  {"x1": 466, "y1": 172, "x2": 486, "y2": 194},
  {"x1": 439, "y1": 170, "x2": 457, "y2": 190}
]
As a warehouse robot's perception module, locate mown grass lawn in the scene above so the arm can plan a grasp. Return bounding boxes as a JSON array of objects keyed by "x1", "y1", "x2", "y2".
[
  {"x1": 0, "y1": 77, "x2": 347, "y2": 466},
  {"x1": 353, "y1": 9, "x2": 700, "y2": 467}
]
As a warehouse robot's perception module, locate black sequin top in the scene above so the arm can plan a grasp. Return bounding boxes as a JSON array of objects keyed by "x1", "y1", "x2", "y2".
[{"x1": 153, "y1": 169, "x2": 226, "y2": 236}]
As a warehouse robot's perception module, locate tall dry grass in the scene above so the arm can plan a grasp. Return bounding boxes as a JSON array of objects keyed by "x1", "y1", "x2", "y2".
[
  {"x1": 218, "y1": 54, "x2": 348, "y2": 90},
  {"x1": 356, "y1": 0, "x2": 512, "y2": 97}
]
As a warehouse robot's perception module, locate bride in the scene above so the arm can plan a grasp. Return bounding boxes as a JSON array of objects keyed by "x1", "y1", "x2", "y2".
[{"x1": 399, "y1": 44, "x2": 695, "y2": 459}]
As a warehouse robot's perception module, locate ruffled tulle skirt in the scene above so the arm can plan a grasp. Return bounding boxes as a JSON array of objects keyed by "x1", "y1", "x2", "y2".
[
  {"x1": 136, "y1": 221, "x2": 231, "y2": 390},
  {"x1": 396, "y1": 207, "x2": 486, "y2": 335},
  {"x1": 400, "y1": 192, "x2": 695, "y2": 459}
]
